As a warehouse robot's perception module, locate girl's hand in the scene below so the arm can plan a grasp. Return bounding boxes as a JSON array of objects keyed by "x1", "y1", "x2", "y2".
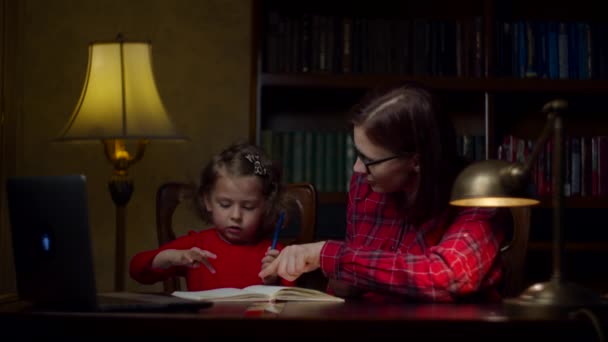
[
  {"x1": 260, "y1": 248, "x2": 280, "y2": 284},
  {"x1": 152, "y1": 247, "x2": 217, "y2": 274},
  {"x1": 258, "y1": 241, "x2": 326, "y2": 282}
]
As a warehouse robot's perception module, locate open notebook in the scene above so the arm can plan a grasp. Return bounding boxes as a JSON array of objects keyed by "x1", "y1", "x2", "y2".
[
  {"x1": 172, "y1": 285, "x2": 345, "y2": 303},
  {"x1": 6, "y1": 174, "x2": 212, "y2": 312}
]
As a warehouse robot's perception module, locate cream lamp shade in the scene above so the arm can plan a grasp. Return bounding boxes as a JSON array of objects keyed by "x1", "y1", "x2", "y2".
[
  {"x1": 57, "y1": 40, "x2": 184, "y2": 141},
  {"x1": 55, "y1": 37, "x2": 186, "y2": 291}
]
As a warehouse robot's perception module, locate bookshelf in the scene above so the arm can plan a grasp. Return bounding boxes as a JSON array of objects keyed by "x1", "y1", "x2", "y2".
[{"x1": 251, "y1": 0, "x2": 608, "y2": 289}]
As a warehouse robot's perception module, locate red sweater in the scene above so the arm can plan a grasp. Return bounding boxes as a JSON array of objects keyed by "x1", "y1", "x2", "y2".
[{"x1": 130, "y1": 228, "x2": 294, "y2": 290}]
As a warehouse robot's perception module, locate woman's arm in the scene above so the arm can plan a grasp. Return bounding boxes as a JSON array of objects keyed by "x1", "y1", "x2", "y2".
[
  {"x1": 320, "y1": 207, "x2": 504, "y2": 302},
  {"x1": 258, "y1": 241, "x2": 326, "y2": 281}
]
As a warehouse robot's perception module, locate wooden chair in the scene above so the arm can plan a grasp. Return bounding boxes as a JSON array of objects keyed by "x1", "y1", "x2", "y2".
[
  {"x1": 279, "y1": 182, "x2": 317, "y2": 245},
  {"x1": 501, "y1": 207, "x2": 531, "y2": 298},
  {"x1": 155, "y1": 182, "x2": 196, "y2": 293},
  {"x1": 155, "y1": 182, "x2": 319, "y2": 293}
]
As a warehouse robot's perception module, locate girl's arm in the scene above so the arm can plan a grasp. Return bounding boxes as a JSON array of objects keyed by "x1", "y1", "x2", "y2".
[{"x1": 129, "y1": 231, "x2": 201, "y2": 285}]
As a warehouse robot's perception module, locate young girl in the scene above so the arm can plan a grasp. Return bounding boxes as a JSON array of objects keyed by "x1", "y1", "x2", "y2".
[{"x1": 130, "y1": 142, "x2": 294, "y2": 290}]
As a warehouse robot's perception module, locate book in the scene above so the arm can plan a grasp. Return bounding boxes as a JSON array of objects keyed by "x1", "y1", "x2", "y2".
[{"x1": 171, "y1": 285, "x2": 345, "y2": 303}]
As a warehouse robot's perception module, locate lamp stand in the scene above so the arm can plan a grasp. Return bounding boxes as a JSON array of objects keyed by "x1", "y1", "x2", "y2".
[
  {"x1": 57, "y1": 37, "x2": 186, "y2": 292},
  {"x1": 504, "y1": 102, "x2": 604, "y2": 317},
  {"x1": 103, "y1": 139, "x2": 148, "y2": 292}
]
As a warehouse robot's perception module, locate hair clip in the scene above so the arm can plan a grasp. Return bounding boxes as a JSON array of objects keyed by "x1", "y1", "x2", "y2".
[{"x1": 245, "y1": 153, "x2": 267, "y2": 176}]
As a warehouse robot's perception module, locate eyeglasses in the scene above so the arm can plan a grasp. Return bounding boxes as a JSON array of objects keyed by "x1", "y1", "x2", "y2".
[{"x1": 356, "y1": 150, "x2": 407, "y2": 174}]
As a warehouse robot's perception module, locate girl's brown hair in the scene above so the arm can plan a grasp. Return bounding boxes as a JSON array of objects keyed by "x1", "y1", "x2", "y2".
[{"x1": 197, "y1": 141, "x2": 286, "y2": 238}]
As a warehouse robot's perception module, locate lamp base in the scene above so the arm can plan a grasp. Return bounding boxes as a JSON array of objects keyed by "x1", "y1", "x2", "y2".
[{"x1": 504, "y1": 279, "x2": 606, "y2": 318}]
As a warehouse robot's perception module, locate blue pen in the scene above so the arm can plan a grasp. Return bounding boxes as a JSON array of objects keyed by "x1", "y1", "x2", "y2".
[{"x1": 271, "y1": 211, "x2": 285, "y2": 249}]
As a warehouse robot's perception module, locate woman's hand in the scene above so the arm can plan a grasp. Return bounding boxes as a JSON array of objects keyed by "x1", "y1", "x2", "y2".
[
  {"x1": 152, "y1": 247, "x2": 217, "y2": 274},
  {"x1": 258, "y1": 241, "x2": 326, "y2": 282},
  {"x1": 260, "y1": 248, "x2": 280, "y2": 284}
]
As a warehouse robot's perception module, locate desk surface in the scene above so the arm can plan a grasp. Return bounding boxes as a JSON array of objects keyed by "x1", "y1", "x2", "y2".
[{"x1": 1, "y1": 298, "x2": 606, "y2": 340}]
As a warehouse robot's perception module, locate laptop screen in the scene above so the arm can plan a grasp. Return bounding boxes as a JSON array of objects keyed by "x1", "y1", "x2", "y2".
[{"x1": 6, "y1": 174, "x2": 99, "y2": 311}]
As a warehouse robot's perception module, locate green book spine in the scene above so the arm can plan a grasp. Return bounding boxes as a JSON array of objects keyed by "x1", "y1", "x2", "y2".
[
  {"x1": 281, "y1": 131, "x2": 293, "y2": 183},
  {"x1": 324, "y1": 132, "x2": 337, "y2": 192},
  {"x1": 303, "y1": 131, "x2": 315, "y2": 183},
  {"x1": 291, "y1": 131, "x2": 305, "y2": 183},
  {"x1": 335, "y1": 131, "x2": 346, "y2": 192},
  {"x1": 272, "y1": 131, "x2": 283, "y2": 170},
  {"x1": 345, "y1": 132, "x2": 355, "y2": 190},
  {"x1": 314, "y1": 131, "x2": 325, "y2": 192}
]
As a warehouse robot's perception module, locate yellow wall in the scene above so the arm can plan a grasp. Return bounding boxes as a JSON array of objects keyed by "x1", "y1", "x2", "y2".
[{"x1": 8, "y1": 0, "x2": 252, "y2": 292}]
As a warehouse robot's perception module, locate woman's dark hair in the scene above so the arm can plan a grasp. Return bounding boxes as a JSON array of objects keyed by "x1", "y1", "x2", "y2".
[
  {"x1": 349, "y1": 82, "x2": 462, "y2": 222},
  {"x1": 197, "y1": 141, "x2": 285, "y2": 238}
]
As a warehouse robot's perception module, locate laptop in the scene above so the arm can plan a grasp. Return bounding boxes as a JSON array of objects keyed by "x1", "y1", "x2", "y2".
[{"x1": 6, "y1": 174, "x2": 212, "y2": 312}]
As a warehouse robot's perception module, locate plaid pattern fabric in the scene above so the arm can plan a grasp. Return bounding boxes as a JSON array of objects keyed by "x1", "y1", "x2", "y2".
[{"x1": 320, "y1": 173, "x2": 505, "y2": 302}]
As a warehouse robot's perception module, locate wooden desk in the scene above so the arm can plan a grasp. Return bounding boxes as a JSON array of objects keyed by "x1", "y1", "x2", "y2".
[{"x1": 0, "y1": 299, "x2": 606, "y2": 340}]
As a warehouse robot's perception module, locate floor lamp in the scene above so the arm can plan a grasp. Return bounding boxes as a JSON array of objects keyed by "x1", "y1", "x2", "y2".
[
  {"x1": 450, "y1": 99, "x2": 604, "y2": 317},
  {"x1": 56, "y1": 35, "x2": 185, "y2": 291}
]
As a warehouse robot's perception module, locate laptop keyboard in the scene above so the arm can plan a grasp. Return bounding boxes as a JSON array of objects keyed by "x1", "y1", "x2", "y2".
[{"x1": 97, "y1": 293, "x2": 213, "y2": 313}]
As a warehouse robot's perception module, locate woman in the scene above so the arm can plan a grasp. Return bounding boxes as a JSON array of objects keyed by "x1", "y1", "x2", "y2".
[{"x1": 259, "y1": 82, "x2": 507, "y2": 302}]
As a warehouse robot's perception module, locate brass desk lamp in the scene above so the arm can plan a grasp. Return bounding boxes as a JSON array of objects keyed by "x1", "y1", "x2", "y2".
[{"x1": 450, "y1": 99, "x2": 603, "y2": 316}]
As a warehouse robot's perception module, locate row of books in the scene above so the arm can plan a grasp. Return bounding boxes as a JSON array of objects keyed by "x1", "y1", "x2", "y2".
[
  {"x1": 262, "y1": 130, "x2": 608, "y2": 197},
  {"x1": 261, "y1": 130, "x2": 486, "y2": 192},
  {"x1": 264, "y1": 11, "x2": 484, "y2": 77},
  {"x1": 264, "y1": 10, "x2": 608, "y2": 80},
  {"x1": 495, "y1": 21, "x2": 608, "y2": 80},
  {"x1": 260, "y1": 130, "x2": 353, "y2": 192},
  {"x1": 498, "y1": 135, "x2": 608, "y2": 197}
]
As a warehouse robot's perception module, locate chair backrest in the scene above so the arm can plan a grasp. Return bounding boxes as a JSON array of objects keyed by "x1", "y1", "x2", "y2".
[
  {"x1": 155, "y1": 182, "x2": 196, "y2": 293},
  {"x1": 500, "y1": 206, "x2": 531, "y2": 298},
  {"x1": 155, "y1": 182, "x2": 318, "y2": 293},
  {"x1": 281, "y1": 182, "x2": 317, "y2": 245}
]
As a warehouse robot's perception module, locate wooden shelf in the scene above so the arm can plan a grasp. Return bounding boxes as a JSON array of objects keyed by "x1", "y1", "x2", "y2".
[
  {"x1": 256, "y1": 0, "x2": 608, "y2": 294},
  {"x1": 261, "y1": 73, "x2": 608, "y2": 93},
  {"x1": 537, "y1": 196, "x2": 608, "y2": 208},
  {"x1": 528, "y1": 241, "x2": 608, "y2": 252},
  {"x1": 319, "y1": 192, "x2": 608, "y2": 208}
]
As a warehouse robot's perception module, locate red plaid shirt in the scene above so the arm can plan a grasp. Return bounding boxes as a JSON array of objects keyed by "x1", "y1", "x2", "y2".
[{"x1": 320, "y1": 173, "x2": 505, "y2": 302}]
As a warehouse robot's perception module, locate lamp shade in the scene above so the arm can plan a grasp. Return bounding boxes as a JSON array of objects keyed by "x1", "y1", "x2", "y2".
[
  {"x1": 450, "y1": 159, "x2": 539, "y2": 207},
  {"x1": 57, "y1": 40, "x2": 184, "y2": 141}
]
